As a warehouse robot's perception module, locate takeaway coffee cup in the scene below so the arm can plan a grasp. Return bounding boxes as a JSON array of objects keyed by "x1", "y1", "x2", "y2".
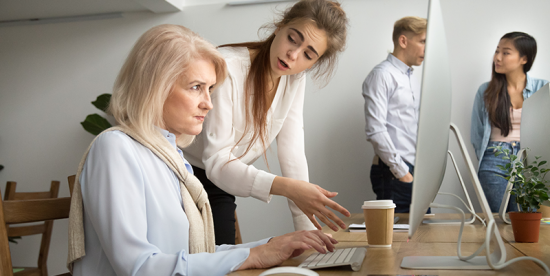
[{"x1": 362, "y1": 200, "x2": 396, "y2": 248}]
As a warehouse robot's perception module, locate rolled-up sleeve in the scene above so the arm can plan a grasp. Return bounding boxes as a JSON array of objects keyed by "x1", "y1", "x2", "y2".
[
  {"x1": 202, "y1": 75, "x2": 275, "y2": 203},
  {"x1": 363, "y1": 70, "x2": 409, "y2": 178}
]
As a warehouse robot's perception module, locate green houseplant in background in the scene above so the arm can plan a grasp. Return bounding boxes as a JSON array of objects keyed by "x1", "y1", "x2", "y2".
[
  {"x1": 81, "y1": 94, "x2": 112, "y2": 135},
  {"x1": 493, "y1": 146, "x2": 550, "y2": 242}
]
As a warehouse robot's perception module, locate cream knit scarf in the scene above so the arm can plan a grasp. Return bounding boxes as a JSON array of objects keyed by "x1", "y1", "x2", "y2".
[{"x1": 67, "y1": 126, "x2": 215, "y2": 271}]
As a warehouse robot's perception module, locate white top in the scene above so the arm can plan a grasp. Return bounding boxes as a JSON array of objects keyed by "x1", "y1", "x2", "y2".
[
  {"x1": 72, "y1": 129, "x2": 270, "y2": 276},
  {"x1": 362, "y1": 53, "x2": 421, "y2": 178},
  {"x1": 183, "y1": 47, "x2": 315, "y2": 231},
  {"x1": 490, "y1": 108, "x2": 522, "y2": 142}
]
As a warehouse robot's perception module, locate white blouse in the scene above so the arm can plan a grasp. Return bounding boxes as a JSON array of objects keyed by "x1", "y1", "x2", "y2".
[
  {"x1": 72, "y1": 129, "x2": 270, "y2": 276},
  {"x1": 183, "y1": 47, "x2": 315, "y2": 231}
]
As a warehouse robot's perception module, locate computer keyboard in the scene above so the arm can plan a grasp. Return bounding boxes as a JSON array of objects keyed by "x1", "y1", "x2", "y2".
[{"x1": 298, "y1": 247, "x2": 366, "y2": 271}]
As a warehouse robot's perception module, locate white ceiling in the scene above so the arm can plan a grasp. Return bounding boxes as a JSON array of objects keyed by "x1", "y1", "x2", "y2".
[
  {"x1": 0, "y1": 0, "x2": 150, "y2": 22},
  {"x1": 0, "y1": 0, "x2": 291, "y2": 22}
]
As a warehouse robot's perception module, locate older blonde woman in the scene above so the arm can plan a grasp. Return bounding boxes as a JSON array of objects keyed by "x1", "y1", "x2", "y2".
[{"x1": 67, "y1": 24, "x2": 336, "y2": 276}]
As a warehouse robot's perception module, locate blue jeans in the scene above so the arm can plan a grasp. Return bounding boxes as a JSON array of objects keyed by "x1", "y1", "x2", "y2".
[
  {"x1": 370, "y1": 158, "x2": 414, "y2": 213},
  {"x1": 478, "y1": 141, "x2": 519, "y2": 213}
]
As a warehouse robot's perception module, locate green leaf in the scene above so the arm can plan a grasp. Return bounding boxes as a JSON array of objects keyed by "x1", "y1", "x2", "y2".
[
  {"x1": 539, "y1": 161, "x2": 547, "y2": 166},
  {"x1": 81, "y1": 114, "x2": 112, "y2": 135},
  {"x1": 92, "y1": 94, "x2": 112, "y2": 112},
  {"x1": 8, "y1": 236, "x2": 21, "y2": 244},
  {"x1": 534, "y1": 183, "x2": 545, "y2": 189},
  {"x1": 506, "y1": 163, "x2": 511, "y2": 169}
]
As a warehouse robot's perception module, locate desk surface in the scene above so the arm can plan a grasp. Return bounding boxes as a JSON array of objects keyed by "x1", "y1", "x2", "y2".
[{"x1": 228, "y1": 213, "x2": 550, "y2": 276}]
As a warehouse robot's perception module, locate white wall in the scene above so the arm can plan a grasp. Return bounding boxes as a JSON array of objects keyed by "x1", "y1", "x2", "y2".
[{"x1": 1, "y1": 0, "x2": 550, "y2": 274}]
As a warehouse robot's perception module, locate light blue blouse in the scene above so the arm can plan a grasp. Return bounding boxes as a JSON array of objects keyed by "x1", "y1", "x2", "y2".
[
  {"x1": 470, "y1": 74, "x2": 548, "y2": 167},
  {"x1": 72, "y1": 129, "x2": 269, "y2": 276}
]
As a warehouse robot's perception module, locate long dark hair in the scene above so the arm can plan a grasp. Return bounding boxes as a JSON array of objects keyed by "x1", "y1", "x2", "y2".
[
  {"x1": 220, "y1": 0, "x2": 348, "y2": 162},
  {"x1": 484, "y1": 32, "x2": 537, "y2": 136}
]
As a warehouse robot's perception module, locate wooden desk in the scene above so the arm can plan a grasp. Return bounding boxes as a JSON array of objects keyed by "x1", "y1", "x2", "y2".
[
  {"x1": 227, "y1": 213, "x2": 549, "y2": 275},
  {"x1": 329, "y1": 213, "x2": 489, "y2": 243}
]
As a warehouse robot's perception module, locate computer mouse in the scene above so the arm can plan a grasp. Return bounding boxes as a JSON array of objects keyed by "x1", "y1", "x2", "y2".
[{"x1": 258, "y1": 266, "x2": 319, "y2": 276}]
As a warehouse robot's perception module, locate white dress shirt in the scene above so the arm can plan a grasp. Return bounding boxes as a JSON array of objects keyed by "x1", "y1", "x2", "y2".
[
  {"x1": 362, "y1": 53, "x2": 421, "y2": 179},
  {"x1": 72, "y1": 129, "x2": 270, "y2": 276},
  {"x1": 184, "y1": 47, "x2": 315, "y2": 231}
]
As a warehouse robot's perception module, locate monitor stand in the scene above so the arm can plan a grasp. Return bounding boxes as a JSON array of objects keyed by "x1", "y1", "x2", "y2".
[
  {"x1": 402, "y1": 123, "x2": 509, "y2": 270},
  {"x1": 423, "y1": 150, "x2": 477, "y2": 225},
  {"x1": 498, "y1": 149, "x2": 526, "y2": 225}
]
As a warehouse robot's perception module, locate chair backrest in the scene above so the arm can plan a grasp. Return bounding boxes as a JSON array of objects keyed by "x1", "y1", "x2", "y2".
[
  {"x1": 4, "y1": 181, "x2": 61, "y2": 276},
  {"x1": 67, "y1": 175, "x2": 75, "y2": 196},
  {"x1": 0, "y1": 182, "x2": 70, "y2": 276},
  {"x1": 234, "y1": 211, "x2": 242, "y2": 244}
]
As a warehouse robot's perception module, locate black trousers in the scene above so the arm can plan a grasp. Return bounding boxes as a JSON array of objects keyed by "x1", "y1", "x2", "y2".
[
  {"x1": 192, "y1": 165, "x2": 236, "y2": 245},
  {"x1": 370, "y1": 159, "x2": 415, "y2": 213},
  {"x1": 370, "y1": 157, "x2": 430, "y2": 214}
]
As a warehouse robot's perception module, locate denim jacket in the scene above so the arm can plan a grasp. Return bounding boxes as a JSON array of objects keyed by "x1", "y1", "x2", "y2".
[{"x1": 470, "y1": 74, "x2": 548, "y2": 168}]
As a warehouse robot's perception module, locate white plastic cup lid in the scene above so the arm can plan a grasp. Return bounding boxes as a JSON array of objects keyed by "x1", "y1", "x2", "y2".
[{"x1": 362, "y1": 200, "x2": 396, "y2": 209}]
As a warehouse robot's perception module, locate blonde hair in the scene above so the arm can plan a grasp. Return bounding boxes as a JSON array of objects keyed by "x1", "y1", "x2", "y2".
[
  {"x1": 109, "y1": 24, "x2": 227, "y2": 147},
  {"x1": 392, "y1": 16, "x2": 427, "y2": 46}
]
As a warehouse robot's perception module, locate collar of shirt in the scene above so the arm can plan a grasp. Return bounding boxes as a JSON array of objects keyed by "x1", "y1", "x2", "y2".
[
  {"x1": 387, "y1": 53, "x2": 414, "y2": 77},
  {"x1": 523, "y1": 74, "x2": 535, "y2": 98},
  {"x1": 157, "y1": 127, "x2": 194, "y2": 174}
]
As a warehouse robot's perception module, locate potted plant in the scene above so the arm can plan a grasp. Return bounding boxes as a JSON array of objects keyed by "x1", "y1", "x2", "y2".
[
  {"x1": 81, "y1": 93, "x2": 112, "y2": 135},
  {"x1": 493, "y1": 146, "x2": 550, "y2": 242}
]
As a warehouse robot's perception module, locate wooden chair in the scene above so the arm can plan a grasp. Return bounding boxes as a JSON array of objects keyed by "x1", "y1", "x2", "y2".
[
  {"x1": 1, "y1": 182, "x2": 71, "y2": 276},
  {"x1": 235, "y1": 211, "x2": 242, "y2": 244}
]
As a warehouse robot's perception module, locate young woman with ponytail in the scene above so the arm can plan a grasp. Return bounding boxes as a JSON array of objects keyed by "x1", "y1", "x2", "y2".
[
  {"x1": 471, "y1": 32, "x2": 548, "y2": 213},
  {"x1": 183, "y1": 0, "x2": 350, "y2": 244}
]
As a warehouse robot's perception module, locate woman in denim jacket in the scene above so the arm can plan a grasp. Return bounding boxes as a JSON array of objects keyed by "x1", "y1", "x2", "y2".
[{"x1": 471, "y1": 32, "x2": 548, "y2": 213}]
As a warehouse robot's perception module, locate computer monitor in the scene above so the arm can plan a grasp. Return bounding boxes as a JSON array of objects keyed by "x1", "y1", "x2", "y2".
[
  {"x1": 406, "y1": 0, "x2": 452, "y2": 236},
  {"x1": 499, "y1": 83, "x2": 550, "y2": 221},
  {"x1": 401, "y1": 0, "x2": 548, "y2": 271},
  {"x1": 522, "y1": 84, "x2": 550, "y2": 167},
  {"x1": 520, "y1": 83, "x2": 550, "y2": 199}
]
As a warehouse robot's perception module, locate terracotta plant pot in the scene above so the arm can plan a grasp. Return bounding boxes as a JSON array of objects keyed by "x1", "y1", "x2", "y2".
[{"x1": 508, "y1": 212, "x2": 542, "y2": 243}]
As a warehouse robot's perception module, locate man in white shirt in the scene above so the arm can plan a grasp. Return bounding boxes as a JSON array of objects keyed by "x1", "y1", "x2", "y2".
[{"x1": 362, "y1": 16, "x2": 427, "y2": 213}]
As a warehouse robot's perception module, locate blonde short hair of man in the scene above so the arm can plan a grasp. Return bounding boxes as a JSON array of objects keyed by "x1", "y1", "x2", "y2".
[
  {"x1": 392, "y1": 16, "x2": 427, "y2": 47},
  {"x1": 109, "y1": 24, "x2": 227, "y2": 147}
]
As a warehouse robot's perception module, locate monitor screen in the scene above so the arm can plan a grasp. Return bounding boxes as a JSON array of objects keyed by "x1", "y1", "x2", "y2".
[
  {"x1": 408, "y1": 0, "x2": 452, "y2": 238},
  {"x1": 521, "y1": 83, "x2": 550, "y2": 183}
]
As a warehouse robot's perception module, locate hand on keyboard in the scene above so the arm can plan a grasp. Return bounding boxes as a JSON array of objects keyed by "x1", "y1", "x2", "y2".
[{"x1": 239, "y1": 230, "x2": 338, "y2": 270}]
